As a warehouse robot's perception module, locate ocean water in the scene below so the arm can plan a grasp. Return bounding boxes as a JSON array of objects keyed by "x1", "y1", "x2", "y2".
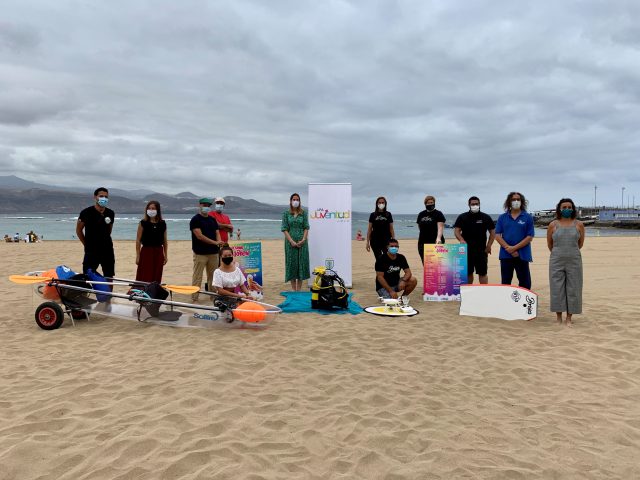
[{"x1": 1, "y1": 212, "x2": 636, "y2": 241}]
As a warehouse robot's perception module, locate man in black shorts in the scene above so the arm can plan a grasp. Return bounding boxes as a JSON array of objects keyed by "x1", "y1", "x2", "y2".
[
  {"x1": 375, "y1": 238, "x2": 418, "y2": 299},
  {"x1": 453, "y1": 196, "x2": 495, "y2": 284},
  {"x1": 76, "y1": 187, "x2": 116, "y2": 284}
]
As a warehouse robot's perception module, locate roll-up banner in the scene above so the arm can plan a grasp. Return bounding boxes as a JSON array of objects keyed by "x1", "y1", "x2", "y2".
[{"x1": 307, "y1": 183, "x2": 353, "y2": 287}]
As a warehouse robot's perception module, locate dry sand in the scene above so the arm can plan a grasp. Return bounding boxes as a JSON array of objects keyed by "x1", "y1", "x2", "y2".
[{"x1": 1, "y1": 237, "x2": 639, "y2": 479}]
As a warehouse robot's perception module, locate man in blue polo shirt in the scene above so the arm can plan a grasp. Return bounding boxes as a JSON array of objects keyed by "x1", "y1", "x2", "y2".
[{"x1": 495, "y1": 191, "x2": 535, "y2": 289}]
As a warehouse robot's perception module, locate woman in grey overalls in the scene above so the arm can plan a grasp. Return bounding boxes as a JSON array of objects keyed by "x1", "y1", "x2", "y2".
[{"x1": 547, "y1": 198, "x2": 585, "y2": 326}]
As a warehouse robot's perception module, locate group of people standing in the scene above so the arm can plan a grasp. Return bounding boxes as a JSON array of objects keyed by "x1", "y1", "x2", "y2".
[
  {"x1": 74, "y1": 187, "x2": 584, "y2": 325},
  {"x1": 368, "y1": 192, "x2": 584, "y2": 326},
  {"x1": 75, "y1": 188, "x2": 252, "y2": 303}
]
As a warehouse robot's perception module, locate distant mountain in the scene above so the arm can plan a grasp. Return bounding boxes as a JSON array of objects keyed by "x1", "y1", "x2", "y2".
[
  {"x1": 0, "y1": 176, "x2": 284, "y2": 214},
  {"x1": 175, "y1": 192, "x2": 199, "y2": 199},
  {"x1": 0, "y1": 175, "x2": 65, "y2": 191},
  {"x1": 0, "y1": 176, "x2": 155, "y2": 199},
  {"x1": 107, "y1": 188, "x2": 157, "y2": 199}
]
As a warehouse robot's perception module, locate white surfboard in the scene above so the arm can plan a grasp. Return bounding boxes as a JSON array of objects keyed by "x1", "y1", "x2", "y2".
[{"x1": 459, "y1": 284, "x2": 538, "y2": 321}]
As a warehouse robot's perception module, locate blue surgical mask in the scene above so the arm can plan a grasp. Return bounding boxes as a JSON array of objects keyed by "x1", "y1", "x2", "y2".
[
  {"x1": 388, "y1": 247, "x2": 399, "y2": 255},
  {"x1": 97, "y1": 196, "x2": 109, "y2": 207},
  {"x1": 561, "y1": 208, "x2": 573, "y2": 218},
  {"x1": 200, "y1": 206, "x2": 211, "y2": 214},
  {"x1": 214, "y1": 204, "x2": 224, "y2": 212}
]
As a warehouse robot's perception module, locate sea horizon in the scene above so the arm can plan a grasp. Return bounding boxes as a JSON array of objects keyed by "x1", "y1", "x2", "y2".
[{"x1": 2, "y1": 212, "x2": 637, "y2": 242}]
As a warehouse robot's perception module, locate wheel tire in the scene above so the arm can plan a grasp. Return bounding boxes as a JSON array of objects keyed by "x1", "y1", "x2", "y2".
[
  {"x1": 35, "y1": 302, "x2": 64, "y2": 330},
  {"x1": 71, "y1": 310, "x2": 88, "y2": 320}
]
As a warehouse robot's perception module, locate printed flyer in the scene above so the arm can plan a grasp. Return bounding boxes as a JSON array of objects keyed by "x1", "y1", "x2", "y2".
[
  {"x1": 423, "y1": 244, "x2": 468, "y2": 301},
  {"x1": 230, "y1": 241, "x2": 263, "y2": 292}
]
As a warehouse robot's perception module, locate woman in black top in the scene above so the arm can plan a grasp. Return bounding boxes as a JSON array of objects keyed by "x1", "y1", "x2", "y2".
[
  {"x1": 417, "y1": 195, "x2": 446, "y2": 264},
  {"x1": 366, "y1": 196, "x2": 395, "y2": 260},
  {"x1": 135, "y1": 200, "x2": 168, "y2": 283}
]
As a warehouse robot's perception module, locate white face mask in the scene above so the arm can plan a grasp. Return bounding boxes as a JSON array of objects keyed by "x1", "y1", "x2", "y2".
[
  {"x1": 511, "y1": 200, "x2": 522, "y2": 210},
  {"x1": 291, "y1": 200, "x2": 300, "y2": 208},
  {"x1": 214, "y1": 204, "x2": 224, "y2": 212},
  {"x1": 377, "y1": 203, "x2": 385, "y2": 210},
  {"x1": 470, "y1": 205, "x2": 480, "y2": 213},
  {"x1": 146, "y1": 209, "x2": 157, "y2": 218}
]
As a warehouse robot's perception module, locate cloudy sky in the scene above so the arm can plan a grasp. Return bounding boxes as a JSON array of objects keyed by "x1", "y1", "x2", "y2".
[{"x1": 1, "y1": 0, "x2": 639, "y2": 213}]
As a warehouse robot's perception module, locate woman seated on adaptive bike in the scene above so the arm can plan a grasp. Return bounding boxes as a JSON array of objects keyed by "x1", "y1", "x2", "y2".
[{"x1": 212, "y1": 245, "x2": 252, "y2": 299}]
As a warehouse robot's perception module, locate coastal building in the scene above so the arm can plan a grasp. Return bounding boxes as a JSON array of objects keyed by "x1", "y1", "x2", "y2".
[{"x1": 598, "y1": 209, "x2": 640, "y2": 222}]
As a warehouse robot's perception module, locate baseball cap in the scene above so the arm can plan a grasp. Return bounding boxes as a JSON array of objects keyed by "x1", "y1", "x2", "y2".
[
  {"x1": 214, "y1": 197, "x2": 225, "y2": 204},
  {"x1": 199, "y1": 197, "x2": 213, "y2": 205}
]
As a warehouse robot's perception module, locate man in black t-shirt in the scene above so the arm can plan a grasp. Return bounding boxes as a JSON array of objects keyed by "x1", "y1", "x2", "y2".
[
  {"x1": 76, "y1": 187, "x2": 116, "y2": 282},
  {"x1": 190, "y1": 197, "x2": 222, "y2": 301},
  {"x1": 375, "y1": 238, "x2": 417, "y2": 299},
  {"x1": 416, "y1": 195, "x2": 446, "y2": 264},
  {"x1": 453, "y1": 196, "x2": 496, "y2": 284}
]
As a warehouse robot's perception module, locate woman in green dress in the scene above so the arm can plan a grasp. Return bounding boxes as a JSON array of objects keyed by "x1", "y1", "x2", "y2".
[{"x1": 281, "y1": 193, "x2": 310, "y2": 291}]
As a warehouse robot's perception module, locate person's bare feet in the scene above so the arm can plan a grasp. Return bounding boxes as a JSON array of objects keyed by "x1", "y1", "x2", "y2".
[
  {"x1": 566, "y1": 314, "x2": 573, "y2": 327},
  {"x1": 556, "y1": 313, "x2": 563, "y2": 324}
]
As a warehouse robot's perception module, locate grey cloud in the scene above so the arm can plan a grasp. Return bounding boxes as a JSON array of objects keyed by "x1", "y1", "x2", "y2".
[
  {"x1": 0, "y1": 22, "x2": 39, "y2": 53},
  {"x1": 0, "y1": 0, "x2": 639, "y2": 211}
]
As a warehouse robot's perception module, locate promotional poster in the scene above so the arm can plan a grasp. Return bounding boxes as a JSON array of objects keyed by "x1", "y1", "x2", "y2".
[
  {"x1": 423, "y1": 244, "x2": 468, "y2": 301},
  {"x1": 230, "y1": 241, "x2": 263, "y2": 292}
]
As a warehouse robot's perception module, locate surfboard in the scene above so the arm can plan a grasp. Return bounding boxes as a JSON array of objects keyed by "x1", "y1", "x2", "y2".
[
  {"x1": 459, "y1": 284, "x2": 538, "y2": 321},
  {"x1": 364, "y1": 305, "x2": 419, "y2": 317}
]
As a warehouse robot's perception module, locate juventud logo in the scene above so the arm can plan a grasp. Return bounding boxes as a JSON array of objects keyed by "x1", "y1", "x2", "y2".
[{"x1": 310, "y1": 208, "x2": 351, "y2": 220}]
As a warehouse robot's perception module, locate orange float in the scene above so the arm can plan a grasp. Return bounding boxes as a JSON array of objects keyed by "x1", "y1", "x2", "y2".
[
  {"x1": 41, "y1": 268, "x2": 60, "y2": 300},
  {"x1": 232, "y1": 301, "x2": 267, "y2": 323}
]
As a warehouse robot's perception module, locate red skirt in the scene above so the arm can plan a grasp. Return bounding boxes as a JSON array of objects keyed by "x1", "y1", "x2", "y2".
[{"x1": 136, "y1": 245, "x2": 165, "y2": 283}]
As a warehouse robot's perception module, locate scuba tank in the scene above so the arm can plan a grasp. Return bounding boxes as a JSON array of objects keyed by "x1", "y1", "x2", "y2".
[{"x1": 310, "y1": 266, "x2": 349, "y2": 310}]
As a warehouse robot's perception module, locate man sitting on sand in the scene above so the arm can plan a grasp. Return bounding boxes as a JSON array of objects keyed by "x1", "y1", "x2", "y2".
[{"x1": 375, "y1": 238, "x2": 417, "y2": 299}]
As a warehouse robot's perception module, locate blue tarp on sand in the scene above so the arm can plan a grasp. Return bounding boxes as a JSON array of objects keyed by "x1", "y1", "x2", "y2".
[{"x1": 278, "y1": 291, "x2": 363, "y2": 315}]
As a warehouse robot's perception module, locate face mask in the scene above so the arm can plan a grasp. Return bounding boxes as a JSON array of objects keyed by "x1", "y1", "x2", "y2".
[
  {"x1": 388, "y1": 246, "x2": 399, "y2": 255},
  {"x1": 426, "y1": 204, "x2": 435, "y2": 212},
  {"x1": 291, "y1": 200, "x2": 300, "y2": 208},
  {"x1": 511, "y1": 200, "x2": 521, "y2": 210},
  {"x1": 221, "y1": 256, "x2": 233, "y2": 265},
  {"x1": 561, "y1": 208, "x2": 573, "y2": 218},
  {"x1": 215, "y1": 204, "x2": 224, "y2": 212},
  {"x1": 377, "y1": 203, "x2": 386, "y2": 210},
  {"x1": 200, "y1": 206, "x2": 211, "y2": 214},
  {"x1": 146, "y1": 209, "x2": 157, "y2": 218},
  {"x1": 470, "y1": 205, "x2": 480, "y2": 213},
  {"x1": 97, "y1": 196, "x2": 109, "y2": 207}
]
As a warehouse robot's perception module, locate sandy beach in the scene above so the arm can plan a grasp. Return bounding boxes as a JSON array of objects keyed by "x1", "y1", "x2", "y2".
[{"x1": 1, "y1": 237, "x2": 639, "y2": 479}]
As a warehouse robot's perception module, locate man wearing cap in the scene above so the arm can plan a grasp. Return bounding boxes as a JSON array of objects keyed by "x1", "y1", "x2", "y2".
[
  {"x1": 190, "y1": 197, "x2": 222, "y2": 301},
  {"x1": 209, "y1": 197, "x2": 234, "y2": 244}
]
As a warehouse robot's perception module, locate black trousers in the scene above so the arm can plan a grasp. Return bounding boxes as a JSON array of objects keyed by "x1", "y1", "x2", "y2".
[{"x1": 500, "y1": 257, "x2": 531, "y2": 289}]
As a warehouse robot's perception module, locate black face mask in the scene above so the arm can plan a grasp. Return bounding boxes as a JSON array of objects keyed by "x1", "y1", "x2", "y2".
[
  {"x1": 221, "y1": 257, "x2": 233, "y2": 265},
  {"x1": 426, "y1": 204, "x2": 435, "y2": 212}
]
